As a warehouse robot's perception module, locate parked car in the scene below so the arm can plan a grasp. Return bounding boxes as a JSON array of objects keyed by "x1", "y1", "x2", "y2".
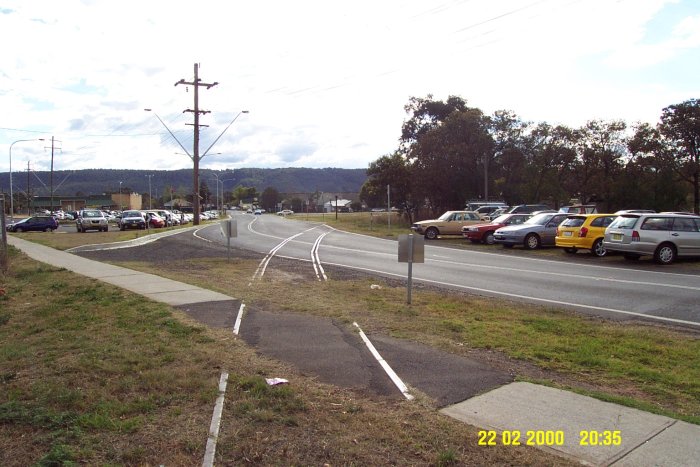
[
  {"x1": 473, "y1": 205, "x2": 508, "y2": 220},
  {"x1": 411, "y1": 211, "x2": 482, "y2": 239},
  {"x1": 145, "y1": 212, "x2": 166, "y2": 228},
  {"x1": 558, "y1": 205, "x2": 598, "y2": 214},
  {"x1": 462, "y1": 213, "x2": 533, "y2": 244},
  {"x1": 482, "y1": 206, "x2": 510, "y2": 221},
  {"x1": 6, "y1": 215, "x2": 59, "y2": 232},
  {"x1": 76, "y1": 209, "x2": 109, "y2": 232},
  {"x1": 507, "y1": 204, "x2": 552, "y2": 214},
  {"x1": 118, "y1": 210, "x2": 147, "y2": 230},
  {"x1": 603, "y1": 213, "x2": 700, "y2": 264},
  {"x1": 555, "y1": 214, "x2": 617, "y2": 257},
  {"x1": 277, "y1": 209, "x2": 293, "y2": 216},
  {"x1": 493, "y1": 212, "x2": 569, "y2": 249}
]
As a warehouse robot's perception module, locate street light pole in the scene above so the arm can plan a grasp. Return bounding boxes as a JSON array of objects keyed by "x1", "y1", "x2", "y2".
[
  {"x1": 146, "y1": 175, "x2": 153, "y2": 209},
  {"x1": 119, "y1": 181, "x2": 123, "y2": 210},
  {"x1": 8, "y1": 138, "x2": 43, "y2": 222}
]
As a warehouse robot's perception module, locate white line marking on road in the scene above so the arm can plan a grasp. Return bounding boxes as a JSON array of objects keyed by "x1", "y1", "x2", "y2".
[
  {"x1": 311, "y1": 231, "x2": 330, "y2": 281},
  {"x1": 202, "y1": 371, "x2": 229, "y2": 467},
  {"x1": 250, "y1": 226, "x2": 319, "y2": 282},
  {"x1": 323, "y1": 262, "x2": 700, "y2": 328},
  {"x1": 353, "y1": 322, "x2": 414, "y2": 400},
  {"x1": 233, "y1": 303, "x2": 245, "y2": 335},
  {"x1": 193, "y1": 226, "x2": 213, "y2": 243}
]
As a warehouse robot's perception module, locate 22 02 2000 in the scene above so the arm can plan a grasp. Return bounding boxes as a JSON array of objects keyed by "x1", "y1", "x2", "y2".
[{"x1": 478, "y1": 430, "x2": 565, "y2": 446}]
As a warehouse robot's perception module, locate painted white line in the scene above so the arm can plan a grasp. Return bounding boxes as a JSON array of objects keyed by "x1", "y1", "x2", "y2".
[
  {"x1": 353, "y1": 322, "x2": 414, "y2": 400},
  {"x1": 193, "y1": 226, "x2": 213, "y2": 243},
  {"x1": 323, "y1": 262, "x2": 700, "y2": 328},
  {"x1": 233, "y1": 303, "x2": 245, "y2": 335},
  {"x1": 202, "y1": 371, "x2": 229, "y2": 467},
  {"x1": 251, "y1": 226, "x2": 319, "y2": 282},
  {"x1": 311, "y1": 231, "x2": 330, "y2": 281}
]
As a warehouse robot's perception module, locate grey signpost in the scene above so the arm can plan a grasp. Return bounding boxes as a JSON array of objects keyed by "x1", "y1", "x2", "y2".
[
  {"x1": 398, "y1": 233, "x2": 424, "y2": 304},
  {"x1": 220, "y1": 219, "x2": 237, "y2": 260}
]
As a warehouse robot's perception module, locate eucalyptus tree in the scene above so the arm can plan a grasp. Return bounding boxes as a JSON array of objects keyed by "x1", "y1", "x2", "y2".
[
  {"x1": 628, "y1": 122, "x2": 687, "y2": 211},
  {"x1": 361, "y1": 151, "x2": 419, "y2": 223},
  {"x1": 659, "y1": 98, "x2": 700, "y2": 213}
]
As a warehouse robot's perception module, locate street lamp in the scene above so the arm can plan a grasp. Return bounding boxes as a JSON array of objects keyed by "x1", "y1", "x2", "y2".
[
  {"x1": 8, "y1": 138, "x2": 44, "y2": 222},
  {"x1": 145, "y1": 174, "x2": 153, "y2": 209},
  {"x1": 119, "y1": 181, "x2": 123, "y2": 210}
]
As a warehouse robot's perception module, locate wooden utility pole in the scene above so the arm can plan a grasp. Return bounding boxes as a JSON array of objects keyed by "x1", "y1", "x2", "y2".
[{"x1": 175, "y1": 63, "x2": 218, "y2": 225}]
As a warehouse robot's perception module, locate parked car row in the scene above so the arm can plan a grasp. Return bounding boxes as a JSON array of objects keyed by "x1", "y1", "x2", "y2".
[{"x1": 411, "y1": 207, "x2": 700, "y2": 265}]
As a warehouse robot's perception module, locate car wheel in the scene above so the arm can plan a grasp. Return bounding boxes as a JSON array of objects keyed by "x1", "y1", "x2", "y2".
[
  {"x1": 104, "y1": 226, "x2": 108, "y2": 232},
  {"x1": 524, "y1": 233, "x2": 540, "y2": 250},
  {"x1": 623, "y1": 253, "x2": 640, "y2": 261},
  {"x1": 484, "y1": 231, "x2": 495, "y2": 245},
  {"x1": 424, "y1": 227, "x2": 439, "y2": 240},
  {"x1": 44, "y1": 227, "x2": 52, "y2": 232},
  {"x1": 654, "y1": 243, "x2": 676, "y2": 265},
  {"x1": 564, "y1": 248, "x2": 577, "y2": 254},
  {"x1": 591, "y1": 239, "x2": 606, "y2": 257}
]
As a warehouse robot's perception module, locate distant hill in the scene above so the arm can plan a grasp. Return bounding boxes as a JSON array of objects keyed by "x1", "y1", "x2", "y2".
[{"x1": 0, "y1": 167, "x2": 368, "y2": 198}]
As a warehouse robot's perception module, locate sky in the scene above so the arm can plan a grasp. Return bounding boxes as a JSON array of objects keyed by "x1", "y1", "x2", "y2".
[{"x1": 1, "y1": 0, "x2": 699, "y2": 174}]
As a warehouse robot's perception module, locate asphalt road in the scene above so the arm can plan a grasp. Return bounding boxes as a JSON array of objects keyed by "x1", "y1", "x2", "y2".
[{"x1": 197, "y1": 212, "x2": 700, "y2": 328}]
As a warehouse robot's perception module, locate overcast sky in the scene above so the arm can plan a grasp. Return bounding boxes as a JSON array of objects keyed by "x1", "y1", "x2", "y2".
[{"x1": 1, "y1": 0, "x2": 698, "y2": 174}]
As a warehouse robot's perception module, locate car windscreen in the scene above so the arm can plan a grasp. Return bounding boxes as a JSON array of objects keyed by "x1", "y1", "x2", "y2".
[
  {"x1": 524, "y1": 213, "x2": 552, "y2": 226},
  {"x1": 123, "y1": 211, "x2": 142, "y2": 218},
  {"x1": 437, "y1": 212, "x2": 452, "y2": 221},
  {"x1": 560, "y1": 217, "x2": 585, "y2": 228},
  {"x1": 608, "y1": 215, "x2": 639, "y2": 229},
  {"x1": 83, "y1": 211, "x2": 101, "y2": 218}
]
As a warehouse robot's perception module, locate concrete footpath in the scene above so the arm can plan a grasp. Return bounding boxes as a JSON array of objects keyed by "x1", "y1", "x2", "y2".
[{"x1": 7, "y1": 235, "x2": 700, "y2": 466}]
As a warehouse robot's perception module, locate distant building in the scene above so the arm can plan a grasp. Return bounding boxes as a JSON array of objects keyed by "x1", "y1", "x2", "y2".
[{"x1": 324, "y1": 199, "x2": 353, "y2": 213}]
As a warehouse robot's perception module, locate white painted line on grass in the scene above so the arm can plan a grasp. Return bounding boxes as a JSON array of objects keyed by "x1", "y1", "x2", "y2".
[
  {"x1": 233, "y1": 303, "x2": 245, "y2": 335},
  {"x1": 202, "y1": 371, "x2": 229, "y2": 467},
  {"x1": 353, "y1": 322, "x2": 414, "y2": 400}
]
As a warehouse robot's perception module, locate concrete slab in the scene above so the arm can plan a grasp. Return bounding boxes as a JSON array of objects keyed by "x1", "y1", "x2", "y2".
[
  {"x1": 612, "y1": 420, "x2": 700, "y2": 467},
  {"x1": 440, "y1": 382, "x2": 679, "y2": 466},
  {"x1": 9, "y1": 235, "x2": 234, "y2": 306}
]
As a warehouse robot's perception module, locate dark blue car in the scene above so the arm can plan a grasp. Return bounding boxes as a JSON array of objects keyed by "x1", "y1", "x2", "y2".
[{"x1": 6, "y1": 215, "x2": 59, "y2": 232}]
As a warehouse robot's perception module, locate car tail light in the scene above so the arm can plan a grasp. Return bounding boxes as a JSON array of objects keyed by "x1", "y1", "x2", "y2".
[
  {"x1": 556, "y1": 227, "x2": 560, "y2": 236},
  {"x1": 632, "y1": 230, "x2": 640, "y2": 242},
  {"x1": 578, "y1": 227, "x2": 588, "y2": 237}
]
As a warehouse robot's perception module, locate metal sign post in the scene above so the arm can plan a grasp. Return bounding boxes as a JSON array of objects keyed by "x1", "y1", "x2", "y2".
[
  {"x1": 398, "y1": 234, "x2": 424, "y2": 304},
  {"x1": 220, "y1": 219, "x2": 238, "y2": 261}
]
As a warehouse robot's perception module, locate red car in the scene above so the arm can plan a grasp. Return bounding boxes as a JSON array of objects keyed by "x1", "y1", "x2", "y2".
[
  {"x1": 462, "y1": 213, "x2": 533, "y2": 245},
  {"x1": 146, "y1": 212, "x2": 166, "y2": 228}
]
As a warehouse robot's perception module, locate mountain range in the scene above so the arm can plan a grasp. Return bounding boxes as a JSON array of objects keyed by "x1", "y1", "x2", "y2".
[{"x1": 0, "y1": 167, "x2": 368, "y2": 199}]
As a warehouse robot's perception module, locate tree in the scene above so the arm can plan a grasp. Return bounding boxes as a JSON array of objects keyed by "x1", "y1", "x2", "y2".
[
  {"x1": 409, "y1": 107, "x2": 493, "y2": 214},
  {"x1": 627, "y1": 122, "x2": 687, "y2": 211},
  {"x1": 659, "y1": 98, "x2": 700, "y2": 213},
  {"x1": 361, "y1": 152, "x2": 419, "y2": 223},
  {"x1": 260, "y1": 187, "x2": 281, "y2": 212}
]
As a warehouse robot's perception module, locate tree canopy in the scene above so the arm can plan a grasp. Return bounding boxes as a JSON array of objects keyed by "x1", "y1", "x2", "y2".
[{"x1": 361, "y1": 95, "x2": 700, "y2": 216}]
